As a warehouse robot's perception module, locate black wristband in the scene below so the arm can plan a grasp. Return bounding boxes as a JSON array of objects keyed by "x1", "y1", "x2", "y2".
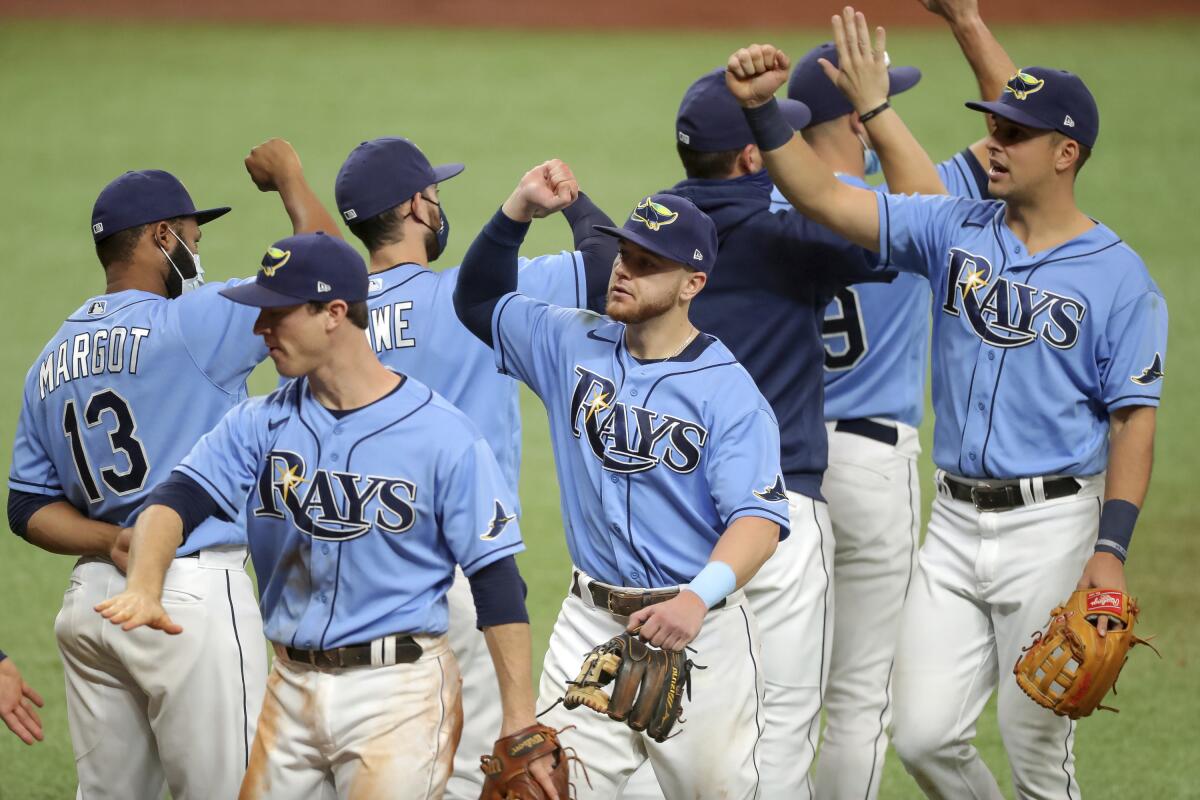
[
  {"x1": 1095, "y1": 498, "x2": 1139, "y2": 562},
  {"x1": 742, "y1": 98, "x2": 795, "y2": 152},
  {"x1": 858, "y1": 101, "x2": 891, "y2": 124}
]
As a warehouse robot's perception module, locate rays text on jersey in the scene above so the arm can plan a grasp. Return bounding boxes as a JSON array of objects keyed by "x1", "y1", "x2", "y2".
[
  {"x1": 38, "y1": 326, "x2": 151, "y2": 400},
  {"x1": 569, "y1": 366, "x2": 708, "y2": 474},
  {"x1": 942, "y1": 248, "x2": 1087, "y2": 349},
  {"x1": 253, "y1": 450, "x2": 417, "y2": 541}
]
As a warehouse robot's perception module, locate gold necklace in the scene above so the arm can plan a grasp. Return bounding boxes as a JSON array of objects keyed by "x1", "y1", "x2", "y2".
[{"x1": 666, "y1": 328, "x2": 699, "y2": 359}]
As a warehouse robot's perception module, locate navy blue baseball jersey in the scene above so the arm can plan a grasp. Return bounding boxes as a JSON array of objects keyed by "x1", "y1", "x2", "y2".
[
  {"x1": 9, "y1": 283, "x2": 265, "y2": 554},
  {"x1": 364, "y1": 253, "x2": 584, "y2": 493},
  {"x1": 770, "y1": 150, "x2": 989, "y2": 427},
  {"x1": 173, "y1": 375, "x2": 523, "y2": 649},
  {"x1": 875, "y1": 191, "x2": 1168, "y2": 477},
  {"x1": 490, "y1": 294, "x2": 789, "y2": 589}
]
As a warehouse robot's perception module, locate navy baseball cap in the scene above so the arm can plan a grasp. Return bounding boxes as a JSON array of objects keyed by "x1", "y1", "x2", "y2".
[
  {"x1": 91, "y1": 169, "x2": 230, "y2": 242},
  {"x1": 966, "y1": 68, "x2": 1099, "y2": 148},
  {"x1": 219, "y1": 232, "x2": 368, "y2": 308},
  {"x1": 787, "y1": 42, "x2": 921, "y2": 127},
  {"x1": 677, "y1": 67, "x2": 812, "y2": 152},
  {"x1": 594, "y1": 194, "x2": 718, "y2": 273},
  {"x1": 335, "y1": 137, "x2": 464, "y2": 224}
]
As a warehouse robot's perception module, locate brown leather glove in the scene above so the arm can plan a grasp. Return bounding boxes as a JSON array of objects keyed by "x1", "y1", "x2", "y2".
[
  {"x1": 1014, "y1": 588, "x2": 1156, "y2": 719},
  {"x1": 562, "y1": 632, "x2": 697, "y2": 742},
  {"x1": 479, "y1": 724, "x2": 572, "y2": 799}
]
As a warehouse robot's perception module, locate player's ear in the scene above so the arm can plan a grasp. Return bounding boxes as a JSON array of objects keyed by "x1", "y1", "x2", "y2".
[
  {"x1": 1054, "y1": 136, "x2": 1080, "y2": 177},
  {"x1": 680, "y1": 270, "x2": 707, "y2": 302},
  {"x1": 324, "y1": 299, "x2": 349, "y2": 331},
  {"x1": 740, "y1": 144, "x2": 762, "y2": 174}
]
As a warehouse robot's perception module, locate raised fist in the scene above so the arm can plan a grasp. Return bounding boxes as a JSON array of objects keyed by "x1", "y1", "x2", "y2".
[
  {"x1": 245, "y1": 138, "x2": 304, "y2": 193},
  {"x1": 725, "y1": 44, "x2": 790, "y2": 108},
  {"x1": 504, "y1": 159, "x2": 579, "y2": 223}
]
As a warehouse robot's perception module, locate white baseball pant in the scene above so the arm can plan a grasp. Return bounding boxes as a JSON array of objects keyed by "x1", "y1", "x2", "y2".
[
  {"x1": 240, "y1": 634, "x2": 462, "y2": 800},
  {"x1": 891, "y1": 471, "x2": 1104, "y2": 799},
  {"x1": 815, "y1": 420, "x2": 921, "y2": 800},
  {"x1": 54, "y1": 548, "x2": 265, "y2": 800},
  {"x1": 622, "y1": 492, "x2": 834, "y2": 800},
  {"x1": 443, "y1": 567, "x2": 503, "y2": 800},
  {"x1": 537, "y1": 571, "x2": 765, "y2": 799}
]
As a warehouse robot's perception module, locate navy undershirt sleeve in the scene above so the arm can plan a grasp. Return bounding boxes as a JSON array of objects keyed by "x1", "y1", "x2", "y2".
[
  {"x1": 563, "y1": 192, "x2": 618, "y2": 312},
  {"x1": 0, "y1": 648, "x2": 6, "y2": 663},
  {"x1": 467, "y1": 555, "x2": 530, "y2": 629},
  {"x1": 7, "y1": 488, "x2": 67, "y2": 539},
  {"x1": 454, "y1": 208, "x2": 531, "y2": 347},
  {"x1": 960, "y1": 147, "x2": 992, "y2": 199},
  {"x1": 143, "y1": 472, "x2": 221, "y2": 542}
]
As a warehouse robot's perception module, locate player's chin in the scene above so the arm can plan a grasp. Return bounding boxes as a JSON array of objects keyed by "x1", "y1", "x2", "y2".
[{"x1": 605, "y1": 292, "x2": 637, "y2": 322}]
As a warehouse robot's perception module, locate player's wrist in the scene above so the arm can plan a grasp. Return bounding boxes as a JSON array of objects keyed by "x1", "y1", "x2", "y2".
[
  {"x1": 684, "y1": 560, "x2": 737, "y2": 609},
  {"x1": 1095, "y1": 498, "x2": 1139, "y2": 562}
]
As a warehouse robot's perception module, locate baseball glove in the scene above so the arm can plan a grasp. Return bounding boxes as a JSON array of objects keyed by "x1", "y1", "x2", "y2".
[
  {"x1": 561, "y1": 632, "x2": 698, "y2": 743},
  {"x1": 479, "y1": 724, "x2": 577, "y2": 800},
  {"x1": 1014, "y1": 588, "x2": 1157, "y2": 719}
]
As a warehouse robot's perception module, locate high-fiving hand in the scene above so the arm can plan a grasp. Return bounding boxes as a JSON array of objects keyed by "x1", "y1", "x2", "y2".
[
  {"x1": 817, "y1": 7, "x2": 892, "y2": 115},
  {"x1": 95, "y1": 590, "x2": 183, "y2": 635}
]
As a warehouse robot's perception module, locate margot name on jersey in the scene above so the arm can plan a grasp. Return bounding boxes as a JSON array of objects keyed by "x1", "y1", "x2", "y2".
[
  {"x1": 38, "y1": 326, "x2": 151, "y2": 400},
  {"x1": 942, "y1": 248, "x2": 1087, "y2": 349},
  {"x1": 570, "y1": 366, "x2": 707, "y2": 474},
  {"x1": 253, "y1": 450, "x2": 416, "y2": 541}
]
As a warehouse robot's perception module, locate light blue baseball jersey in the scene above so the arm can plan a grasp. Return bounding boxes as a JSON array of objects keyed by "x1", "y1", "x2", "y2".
[
  {"x1": 9, "y1": 283, "x2": 265, "y2": 555},
  {"x1": 875, "y1": 192, "x2": 1168, "y2": 478},
  {"x1": 173, "y1": 375, "x2": 523, "y2": 649},
  {"x1": 490, "y1": 295, "x2": 789, "y2": 589},
  {"x1": 770, "y1": 150, "x2": 990, "y2": 427},
  {"x1": 364, "y1": 253, "x2": 585, "y2": 494}
]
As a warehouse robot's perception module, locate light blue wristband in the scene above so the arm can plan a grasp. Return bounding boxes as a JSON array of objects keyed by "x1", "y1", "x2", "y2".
[{"x1": 684, "y1": 561, "x2": 737, "y2": 609}]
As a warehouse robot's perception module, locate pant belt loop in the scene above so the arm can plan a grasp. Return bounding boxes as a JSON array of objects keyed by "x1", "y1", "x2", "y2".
[
  {"x1": 1018, "y1": 477, "x2": 1035, "y2": 507},
  {"x1": 1032, "y1": 475, "x2": 1048, "y2": 504},
  {"x1": 370, "y1": 638, "x2": 383, "y2": 667},
  {"x1": 383, "y1": 635, "x2": 396, "y2": 666}
]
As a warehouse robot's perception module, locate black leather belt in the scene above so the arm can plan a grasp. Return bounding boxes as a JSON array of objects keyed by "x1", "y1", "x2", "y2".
[
  {"x1": 942, "y1": 474, "x2": 1081, "y2": 513},
  {"x1": 281, "y1": 634, "x2": 422, "y2": 669},
  {"x1": 570, "y1": 571, "x2": 724, "y2": 616},
  {"x1": 834, "y1": 418, "x2": 899, "y2": 447}
]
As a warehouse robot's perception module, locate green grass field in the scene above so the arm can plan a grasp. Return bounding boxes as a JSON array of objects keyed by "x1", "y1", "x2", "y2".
[{"x1": 1, "y1": 17, "x2": 1197, "y2": 798}]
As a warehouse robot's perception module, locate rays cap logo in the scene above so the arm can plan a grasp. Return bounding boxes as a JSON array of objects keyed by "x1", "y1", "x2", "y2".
[
  {"x1": 966, "y1": 66, "x2": 1100, "y2": 149},
  {"x1": 219, "y1": 232, "x2": 369, "y2": 308},
  {"x1": 594, "y1": 193, "x2": 718, "y2": 274},
  {"x1": 335, "y1": 136, "x2": 465, "y2": 226}
]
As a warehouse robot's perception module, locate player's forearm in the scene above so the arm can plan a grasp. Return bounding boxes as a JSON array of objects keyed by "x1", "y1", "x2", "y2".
[
  {"x1": 276, "y1": 174, "x2": 342, "y2": 237},
  {"x1": 1105, "y1": 406, "x2": 1156, "y2": 508},
  {"x1": 745, "y1": 100, "x2": 881, "y2": 250},
  {"x1": 125, "y1": 505, "x2": 184, "y2": 597},
  {"x1": 708, "y1": 516, "x2": 780, "y2": 589},
  {"x1": 454, "y1": 209, "x2": 528, "y2": 346},
  {"x1": 562, "y1": 192, "x2": 617, "y2": 313},
  {"x1": 867, "y1": 110, "x2": 947, "y2": 196},
  {"x1": 22, "y1": 501, "x2": 120, "y2": 557},
  {"x1": 482, "y1": 622, "x2": 538, "y2": 736},
  {"x1": 944, "y1": 11, "x2": 1018, "y2": 104}
]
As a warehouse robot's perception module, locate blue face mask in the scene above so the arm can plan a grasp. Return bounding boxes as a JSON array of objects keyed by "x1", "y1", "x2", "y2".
[{"x1": 859, "y1": 134, "x2": 882, "y2": 176}]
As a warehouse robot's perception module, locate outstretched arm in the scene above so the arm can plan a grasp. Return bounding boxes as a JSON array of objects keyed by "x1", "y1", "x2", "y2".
[
  {"x1": 919, "y1": 0, "x2": 1018, "y2": 166},
  {"x1": 454, "y1": 160, "x2": 579, "y2": 345},
  {"x1": 245, "y1": 138, "x2": 343, "y2": 237},
  {"x1": 94, "y1": 505, "x2": 186, "y2": 635}
]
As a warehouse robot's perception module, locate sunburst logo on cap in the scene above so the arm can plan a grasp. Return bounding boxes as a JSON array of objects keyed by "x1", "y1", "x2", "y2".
[
  {"x1": 261, "y1": 246, "x2": 292, "y2": 277},
  {"x1": 1004, "y1": 71, "x2": 1045, "y2": 101},
  {"x1": 631, "y1": 197, "x2": 679, "y2": 232}
]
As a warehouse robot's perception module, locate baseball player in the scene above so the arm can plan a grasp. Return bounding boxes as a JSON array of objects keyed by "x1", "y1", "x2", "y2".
[
  {"x1": 619, "y1": 33, "x2": 940, "y2": 794},
  {"x1": 0, "y1": 650, "x2": 44, "y2": 745},
  {"x1": 96, "y1": 232, "x2": 556, "y2": 800},
  {"x1": 454, "y1": 164, "x2": 789, "y2": 798},
  {"x1": 6, "y1": 151, "x2": 337, "y2": 798},
  {"x1": 320, "y1": 135, "x2": 614, "y2": 798},
  {"x1": 727, "y1": 31, "x2": 1167, "y2": 800},
  {"x1": 772, "y1": 7, "x2": 1017, "y2": 796}
]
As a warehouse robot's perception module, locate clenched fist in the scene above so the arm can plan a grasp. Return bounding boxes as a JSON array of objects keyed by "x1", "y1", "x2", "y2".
[
  {"x1": 245, "y1": 137, "x2": 304, "y2": 193},
  {"x1": 502, "y1": 159, "x2": 580, "y2": 223},
  {"x1": 725, "y1": 43, "x2": 791, "y2": 108}
]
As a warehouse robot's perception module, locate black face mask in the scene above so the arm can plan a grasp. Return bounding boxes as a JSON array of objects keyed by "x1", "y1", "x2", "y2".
[{"x1": 407, "y1": 197, "x2": 448, "y2": 262}]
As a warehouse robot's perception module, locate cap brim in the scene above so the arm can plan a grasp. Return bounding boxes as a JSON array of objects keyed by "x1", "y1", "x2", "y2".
[
  {"x1": 218, "y1": 279, "x2": 307, "y2": 308},
  {"x1": 593, "y1": 225, "x2": 687, "y2": 268},
  {"x1": 965, "y1": 100, "x2": 1056, "y2": 131},
  {"x1": 888, "y1": 66, "x2": 921, "y2": 96},
  {"x1": 779, "y1": 98, "x2": 813, "y2": 130},
  {"x1": 194, "y1": 206, "x2": 232, "y2": 226},
  {"x1": 432, "y1": 163, "x2": 465, "y2": 184}
]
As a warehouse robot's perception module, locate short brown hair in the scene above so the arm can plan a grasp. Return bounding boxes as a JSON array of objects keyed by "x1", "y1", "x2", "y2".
[
  {"x1": 347, "y1": 206, "x2": 405, "y2": 252},
  {"x1": 308, "y1": 300, "x2": 369, "y2": 329},
  {"x1": 676, "y1": 141, "x2": 741, "y2": 181}
]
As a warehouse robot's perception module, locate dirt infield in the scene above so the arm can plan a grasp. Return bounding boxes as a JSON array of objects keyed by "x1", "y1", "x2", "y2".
[{"x1": 1, "y1": 0, "x2": 1196, "y2": 29}]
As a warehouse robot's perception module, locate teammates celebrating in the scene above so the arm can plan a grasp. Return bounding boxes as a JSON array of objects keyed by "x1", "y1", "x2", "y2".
[{"x1": 6, "y1": 2, "x2": 1166, "y2": 799}]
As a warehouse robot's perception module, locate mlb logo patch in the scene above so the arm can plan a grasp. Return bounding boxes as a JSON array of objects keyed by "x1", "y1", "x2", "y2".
[
  {"x1": 316, "y1": 281, "x2": 332, "y2": 293},
  {"x1": 1086, "y1": 590, "x2": 1123, "y2": 615},
  {"x1": 368, "y1": 278, "x2": 384, "y2": 293},
  {"x1": 677, "y1": 131, "x2": 690, "y2": 145},
  {"x1": 92, "y1": 222, "x2": 104, "y2": 235},
  {"x1": 343, "y1": 209, "x2": 358, "y2": 221},
  {"x1": 88, "y1": 300, "x2": 107, "y2": 316}
]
